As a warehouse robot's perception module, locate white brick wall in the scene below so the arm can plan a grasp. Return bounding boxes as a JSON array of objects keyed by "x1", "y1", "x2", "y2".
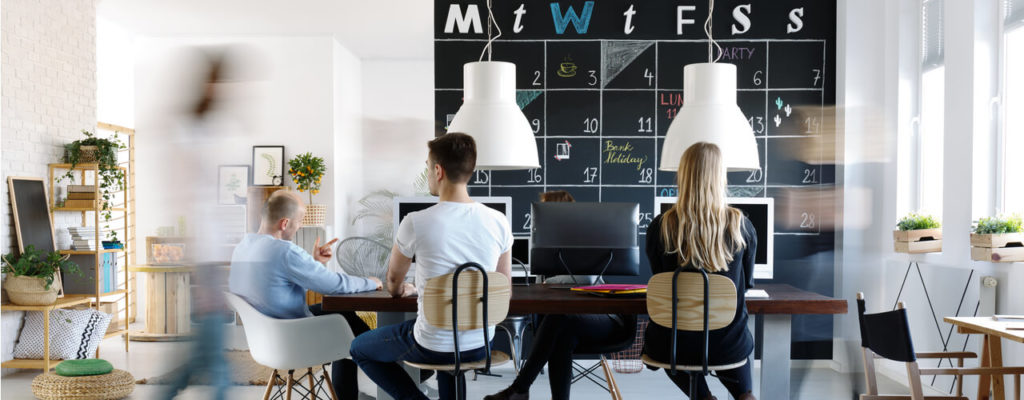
[{"x1": 1, "y1": 0, "x2": 98, "y2": 374}]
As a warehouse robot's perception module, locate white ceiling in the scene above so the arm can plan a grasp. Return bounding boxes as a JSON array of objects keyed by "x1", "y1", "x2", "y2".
[{"x1": 97, "y1": 0, "x2": 434, "y2": 60}]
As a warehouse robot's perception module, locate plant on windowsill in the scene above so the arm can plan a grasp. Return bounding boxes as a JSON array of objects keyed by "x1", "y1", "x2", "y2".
[
  {"x1": 288, "y1": 152, "x2": 327, "y2": 226},
  {"x1": 970, "y1": 214, "x2": 1024, "y2": 263},
  {"x1": 60, "y1": 130, "x2": 127, "y2": 242},
  {"x1": 893, "y1": 213, "x2": 942, "y2": 254},
  {"x1": 2, "y1": 245, "x2": 81, "y2": 305}
]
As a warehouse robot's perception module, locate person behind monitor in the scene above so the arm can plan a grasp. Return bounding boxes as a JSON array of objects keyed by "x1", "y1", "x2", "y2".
[
  {"x1": 484, "y1": 190, "x2": 636, "y2": 400},
  {"x1": 645, "y1": 142, "x2": 758, "y2": 400}
]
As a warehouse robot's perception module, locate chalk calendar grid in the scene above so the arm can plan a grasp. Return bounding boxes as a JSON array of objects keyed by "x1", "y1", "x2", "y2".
[{"x1": 435, "y1": 39, "x2": 829, "y2": 242}]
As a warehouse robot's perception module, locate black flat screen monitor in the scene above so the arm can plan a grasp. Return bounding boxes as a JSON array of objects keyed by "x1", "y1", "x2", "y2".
[{"x1": 530, "y1": 202, "x2": 640, "y2": 278}]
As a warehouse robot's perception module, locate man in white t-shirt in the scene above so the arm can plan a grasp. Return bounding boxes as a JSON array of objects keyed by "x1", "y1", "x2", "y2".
[{"x1": 350, "y1": 132, "x2": 513, "y2": 400}]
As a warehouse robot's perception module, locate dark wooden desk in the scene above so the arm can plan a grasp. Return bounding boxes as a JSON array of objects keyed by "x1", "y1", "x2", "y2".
[
  {"x1": 324, "y1": 283, "x2": 846, "y2": 400},
  {"x1": 323, "y1": 283, "x2": 845, "y2": 315}
]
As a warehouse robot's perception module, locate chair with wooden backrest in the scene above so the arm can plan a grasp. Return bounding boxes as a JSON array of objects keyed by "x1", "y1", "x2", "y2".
[
  {"x1": 225, "y1": 292, "x2": 355, "y2": 400},
  {"x1": 641, "y1": 266, "x2": 745, "y2": 400},
  {"x1": 404, "y1": 262, "x2": 512, "y2": 400},
  {"x1": 857, "y1": 292, "x2": 1024, "y2": 400}
]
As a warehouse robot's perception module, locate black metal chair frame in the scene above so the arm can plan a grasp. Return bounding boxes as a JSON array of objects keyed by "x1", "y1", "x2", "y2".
[{"x1": 448, "y1": 262, "x2": 496, "y2": 400}]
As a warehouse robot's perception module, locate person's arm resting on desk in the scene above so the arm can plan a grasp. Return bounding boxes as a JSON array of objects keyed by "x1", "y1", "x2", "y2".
[
  {"x1": 387, "y1": 244, "x2": 416, "y2": 298},
  {"x1": 284, "y1": 244, "x2": 380, "y2": 294}
]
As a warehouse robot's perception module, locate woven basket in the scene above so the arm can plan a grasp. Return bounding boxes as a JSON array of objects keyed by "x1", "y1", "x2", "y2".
[
  {"x1": 302, "y1": 203, "x2": 327, "y2": 226},
  {"x1": 32, "y1": 369, "x2": 135, "y2": 400},
  {"x1": 610, "y1": 316, "x2": 649, "y2": 374},
  {"x1": 78, "y1": 145, "x2": 99, "y2": 163},
  {"x1": 3, "y1": 275, "x2": 58, "y2": 306}
]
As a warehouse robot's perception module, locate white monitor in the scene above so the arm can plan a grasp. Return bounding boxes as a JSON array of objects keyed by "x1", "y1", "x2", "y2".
[
  {"x1": 393, "y1": 196, "x2": 513, "y2": 235},
  {"x1": 654, "y1": 197, "x2": 774, "y2": 279}
]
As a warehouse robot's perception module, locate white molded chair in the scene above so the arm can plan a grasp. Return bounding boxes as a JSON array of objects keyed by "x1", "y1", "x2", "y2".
[{"x1": 225, "y1": 292, "x2": 355, "y2": 400}]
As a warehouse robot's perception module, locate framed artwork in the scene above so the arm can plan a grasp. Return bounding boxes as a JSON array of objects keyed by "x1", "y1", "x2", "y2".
[
  {"x1": 218, "y1": 165, "x2": 250, "y2": 205},
  {"x1": 252, "y1": 145, "x2": 285, "y2": 186}
]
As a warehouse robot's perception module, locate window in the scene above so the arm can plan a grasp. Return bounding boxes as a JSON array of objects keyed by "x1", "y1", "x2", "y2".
[
  {"x1": 1002, "y1": 1, "x2": 1024, "y2": 214},
  {"x1": 917, "y1": 0, "x2": 945, "y2": 216}
]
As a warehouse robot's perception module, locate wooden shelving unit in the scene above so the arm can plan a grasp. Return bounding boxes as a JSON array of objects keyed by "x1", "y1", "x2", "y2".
[{"x1": 42, "y1": 123, "x2": 137, "y2": 357}]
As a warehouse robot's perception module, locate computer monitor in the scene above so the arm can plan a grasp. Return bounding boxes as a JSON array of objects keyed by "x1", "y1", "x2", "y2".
[
  {"x1": 393, "y1": 196, "x2": 512, "y2": 230},
  {"x1": 530, "y1": 202, "x2": 640, "y2": 280},
  {"x1": 654, "y1": 197, "x2": 774, "y2": 279}
]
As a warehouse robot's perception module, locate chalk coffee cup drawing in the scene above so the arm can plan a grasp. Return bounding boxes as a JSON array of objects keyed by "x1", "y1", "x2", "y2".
[{"x1": 557, "y1": 62, "x2": 578, "y2": 78}]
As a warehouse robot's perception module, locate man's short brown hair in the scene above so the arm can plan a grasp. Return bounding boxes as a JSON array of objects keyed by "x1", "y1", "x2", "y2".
[
  {"x1": 540, "y1": 190, "x2": 575, "y2": 203},
  {"x1": 262, "y1": 190, "x2": 303, "y2": 224},
  {"x1": 428, "y1": 133, "x2": 477, "y2": 183}
]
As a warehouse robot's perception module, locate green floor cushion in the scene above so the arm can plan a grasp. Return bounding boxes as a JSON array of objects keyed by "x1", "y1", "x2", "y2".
[{"x1": 55, "y1": 358, "x2": 114, "y2": 377}]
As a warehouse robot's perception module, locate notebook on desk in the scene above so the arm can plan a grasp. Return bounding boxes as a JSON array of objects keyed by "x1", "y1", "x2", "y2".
[{"x1": 570, "y1": 284, "x2": 647, "y2": 297}]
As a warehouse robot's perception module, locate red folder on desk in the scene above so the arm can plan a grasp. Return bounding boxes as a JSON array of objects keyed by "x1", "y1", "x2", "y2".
[{"x1": 570, "y1": 284, "x2": 647, "y2": 295}]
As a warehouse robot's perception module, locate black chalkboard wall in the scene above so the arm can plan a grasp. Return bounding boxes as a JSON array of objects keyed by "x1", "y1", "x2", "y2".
[
  {"x1": 435, "y1": 0, "x2": 837, "y2": 359},
  {"x1": 8, "y1": 178, "x2": 56, "y2": 254}
]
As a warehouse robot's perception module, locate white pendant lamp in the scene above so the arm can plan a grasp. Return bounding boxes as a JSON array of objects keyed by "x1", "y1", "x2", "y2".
[
  {"x1": 446, "y1": 0, "x2": 540, "y2": 170},
  {"x1": 659, "y1": 0, "x2": 761, "y2": 172},
  {"x1": 659, "y1": 63, "x2": 760, "y2": 171},
  {"x1": 448, "y1": 61, "x2": 540, "y2": 170}
]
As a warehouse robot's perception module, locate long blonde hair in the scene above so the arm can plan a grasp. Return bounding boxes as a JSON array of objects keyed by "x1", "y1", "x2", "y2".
[{"x1": 659, "y1": 142, "x2": 747, "y2": 272}]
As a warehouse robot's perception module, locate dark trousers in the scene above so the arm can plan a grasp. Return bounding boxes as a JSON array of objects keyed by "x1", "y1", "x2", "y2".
[
  {"x1": 510, "y1": 314, "x2": 630, "y2": 400},
  {"x1": 349, "y1": 319, "x2": 487, "y2": 400},
  {"x1": 308, "y1": 304, "x2": 370, "y2": 400},
  {"x1": 662, "y1": 363, "x2": 753, "y2": 399}
]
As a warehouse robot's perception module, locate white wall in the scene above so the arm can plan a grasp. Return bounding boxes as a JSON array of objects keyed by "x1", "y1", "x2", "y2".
[
  {"x1": 1, "y1": 0, "x2": 98, "y2": 375},
  {"x1": 332, "y1": 41, "x2": 363, "y2": 236},
  {"x1": 354, "y1": 59, "x2": 435, "y2": 235},
  {"x1": 133, "y1": 36, "x2": 344, "y2": 249}
]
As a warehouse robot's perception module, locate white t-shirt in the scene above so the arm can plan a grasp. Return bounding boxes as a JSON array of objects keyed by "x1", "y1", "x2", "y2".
[{"x1": 395, "y1": 201, "x2": 513, "y2": 353}]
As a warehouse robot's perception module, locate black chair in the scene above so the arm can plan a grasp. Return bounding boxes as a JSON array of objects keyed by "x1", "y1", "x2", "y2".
[{"x1": 856, "y1": 292, "x2": 1023, "y2": 400}]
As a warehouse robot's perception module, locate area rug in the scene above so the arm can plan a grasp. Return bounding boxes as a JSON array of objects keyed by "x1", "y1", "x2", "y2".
[{"x1": 136, "y1": 350, "x2": 277, "y2": 386}]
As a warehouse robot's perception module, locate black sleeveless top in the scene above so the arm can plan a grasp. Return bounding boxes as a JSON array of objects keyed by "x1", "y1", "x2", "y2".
[{"x1": 643, "y1": 213, "x2": 757, "y2": 365}]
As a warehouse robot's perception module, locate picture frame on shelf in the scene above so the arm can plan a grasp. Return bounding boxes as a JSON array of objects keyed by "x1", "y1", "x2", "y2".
[
  {"x1": 217, "y1": 165, "x2": 250, "y2": 205},
  {"x1": 251, "y1": 146, "x2": 284, "y2": 186}
]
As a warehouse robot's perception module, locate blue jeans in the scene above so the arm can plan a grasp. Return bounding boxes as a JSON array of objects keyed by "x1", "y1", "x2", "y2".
[
  {"x1": 162, "y1": 313, "x2": 229, "y2": 400},
  {"x1": 350, "y1": 319, "x2": 488, "y2": 400}
]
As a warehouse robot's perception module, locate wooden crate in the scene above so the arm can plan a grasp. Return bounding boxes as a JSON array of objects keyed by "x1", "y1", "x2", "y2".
[
  {"x1": 893, "y1": 229, "x2": 942, "y2": 254},
  {"x1": 970, "y1": 232, "x2": 1024, "y2": 262}
]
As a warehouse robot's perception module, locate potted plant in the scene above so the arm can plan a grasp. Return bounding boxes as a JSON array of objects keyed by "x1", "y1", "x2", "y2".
[
  {"x1": 2, "y1": 245, "x2": 81, "y2": 305},
  {"x1": 61, "y1": 130, "x2": 127, "y2": 242},
  {"x1": 971, "y1": 214, "x2": 1024, "y2": 263},
  {"x1": 288, "y1": 152, "x2": 327, "y2": 226},
  {"x1": 894, "y1": 213, "x2": 942, "y2": 254}
]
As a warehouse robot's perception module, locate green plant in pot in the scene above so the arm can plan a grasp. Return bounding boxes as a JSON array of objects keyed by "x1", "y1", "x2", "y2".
[
  {"x1": 970, "y1": 214, "x2": 1024, "y2": 262},
  {"x1": 288, "y1": 152, "x2": 327, "y2": 226},
  {"x1": 61, "y1": 130, "x2": 126, "y2": 242},
  {"x1": 2, "y1": 245, "x2": 81, "y2": 305},
  {"x1": 893, "y1": 212, "x2": 942, "y2": 254}
]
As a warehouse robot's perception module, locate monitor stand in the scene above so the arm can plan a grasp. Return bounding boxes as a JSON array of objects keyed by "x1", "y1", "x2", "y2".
[{"x1": 555, "y1": 249, "x2": 613, "y2": 286}]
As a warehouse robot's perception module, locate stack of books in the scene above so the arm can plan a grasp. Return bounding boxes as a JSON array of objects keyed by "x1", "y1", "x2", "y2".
[
  {"x1": 65, "y1": 185, "x2": 98, "y2": 208},
  {"x1": 68, "y1": 226, "x2": 103, "y2": 250}
]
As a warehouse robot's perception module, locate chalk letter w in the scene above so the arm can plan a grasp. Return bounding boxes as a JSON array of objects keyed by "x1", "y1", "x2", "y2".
[{"x1": 550, "y1": 1, "x2": 594, "y2": 34}]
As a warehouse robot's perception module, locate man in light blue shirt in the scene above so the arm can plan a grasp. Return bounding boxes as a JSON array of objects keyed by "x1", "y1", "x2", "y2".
[{"x1": 230, "y1": 190, "x2": 382, "y2": 399}]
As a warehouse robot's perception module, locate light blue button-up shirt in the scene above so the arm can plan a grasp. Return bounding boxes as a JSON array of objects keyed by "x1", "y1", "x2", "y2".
[{"x1": 229, "y1": 234, "x2": 377, "y2": 319}]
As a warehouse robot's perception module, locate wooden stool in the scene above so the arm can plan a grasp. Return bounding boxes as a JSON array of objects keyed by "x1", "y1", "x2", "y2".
[{"x1": 32, "y1": 369, "x2": 135, "y2": 400}]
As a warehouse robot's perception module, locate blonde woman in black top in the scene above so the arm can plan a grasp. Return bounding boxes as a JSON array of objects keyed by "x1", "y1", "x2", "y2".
[{"x1": 645, "y1": 142, "x2": 757, "y2": 400}]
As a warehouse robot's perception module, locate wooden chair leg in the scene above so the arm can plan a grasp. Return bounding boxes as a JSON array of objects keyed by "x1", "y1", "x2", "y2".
[
  {"x1": 322, "y1": 364, "x2": 340, "y2": 400},
  {"x1": 957, "y1": 358, "x2": 964, "y2": 398},
  {"x1": 600, "y1": 356, "x2": 623, "y2": 400},
  {"x1": 286, "y1": 369, "x2": 295, "y2": 400},
  {"x1": 308, "y1": 367, "x2": 316, "y2": 399},
  {"x1": 263, "y1": 370, "x2": 279, "y2": 400}
]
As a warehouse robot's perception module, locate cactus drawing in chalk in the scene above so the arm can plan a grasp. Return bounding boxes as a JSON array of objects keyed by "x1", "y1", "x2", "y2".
[{"x1": 261, "y1": 153, "x2": 276, "y2": 179}]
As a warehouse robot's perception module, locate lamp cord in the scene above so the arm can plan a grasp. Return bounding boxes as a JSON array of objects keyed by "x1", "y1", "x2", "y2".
[
  {"x1": 480, "y1": 0, "x2": 503, "y2": 62},
  {"x1": 705, "y1": 0, "x2": 722, "y2": 63}
]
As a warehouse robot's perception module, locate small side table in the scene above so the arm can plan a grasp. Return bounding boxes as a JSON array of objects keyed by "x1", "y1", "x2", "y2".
[{"x1": 128, "y1": 264, "x2": 194, "y2": 342}]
